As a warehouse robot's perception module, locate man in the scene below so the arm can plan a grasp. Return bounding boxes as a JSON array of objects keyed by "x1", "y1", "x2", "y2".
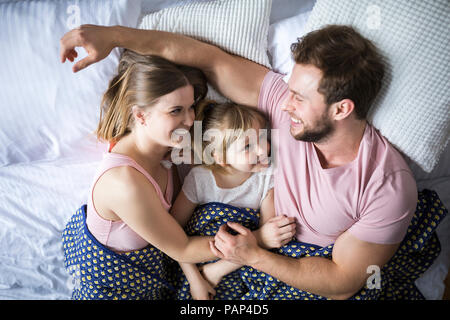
[{"x1": 60, "y1": 23, "x2": 417, "y2": 299}]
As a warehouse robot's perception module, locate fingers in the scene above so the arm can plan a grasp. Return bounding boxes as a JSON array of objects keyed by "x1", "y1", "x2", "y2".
[
  {"x1": 226, "y1": 221, "x2": 250, "y2": 236},
  {"x1": 275, "y1": 216, "x2": 296, "y2": 228},
  {"x1": 209, "y1": 241, "x2": 224, "y2": 259},
  {"x1": 278, "y1": 223, "x2": 296, "y2": 235},
  {"x1": 60, "y1": 29, "x2": 82, "y2": 63},
  {"x1": 72, "y1": 54, "x2": 97, "y2": 73}
]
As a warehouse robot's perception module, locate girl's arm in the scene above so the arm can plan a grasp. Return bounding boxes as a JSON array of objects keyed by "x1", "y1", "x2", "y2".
[
  {"x1": 254, "y1": 188, "x2": 297, "y2": 249},
  {"x1": 105, "y1": 166, "x2": 215, "y2": 263},
  {"x1": 170, "y1": 189, "x2": 198, "y2": 227},
  {"x1": 179, "y1": 262, "x2": 216, "y2": 300}
]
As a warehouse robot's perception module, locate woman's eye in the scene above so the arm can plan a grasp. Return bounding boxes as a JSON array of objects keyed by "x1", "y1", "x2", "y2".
[
  {"x1": 171, "y1": 109, "x2": 181, "y2": 115},
  {"x1": 295, "y1": 95, "x2": 302, "y2": 102}
]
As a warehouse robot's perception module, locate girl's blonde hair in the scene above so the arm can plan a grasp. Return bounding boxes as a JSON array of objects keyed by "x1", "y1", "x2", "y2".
[
  {"x1": 194, "y1": 100, "x2": 269, "y2": 174},
  {"x1": 96, "y1": 50, "x2": 207, "y2": 143}
]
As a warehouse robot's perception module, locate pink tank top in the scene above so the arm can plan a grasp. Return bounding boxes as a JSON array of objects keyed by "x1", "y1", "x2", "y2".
[{"x1": 86, "y1": 152, "x2": 173, "y2": 253}]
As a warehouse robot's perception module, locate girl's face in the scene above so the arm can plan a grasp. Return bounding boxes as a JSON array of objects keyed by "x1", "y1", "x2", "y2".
[
  {"x1": 136, "y1": 85, "x2": 195, "y2": 148},
  {"x1": 225, "y1": 119, "x2": 271, "y2": 173}
]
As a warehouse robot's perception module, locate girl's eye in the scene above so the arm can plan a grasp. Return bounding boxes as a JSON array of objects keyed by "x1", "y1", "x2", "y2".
[
  {"x1": 294, "y1": 95, "x2": 302, "y2": 102},
  {"x1": 170, "y1": 108, "x2": 181, "y2": 115}
]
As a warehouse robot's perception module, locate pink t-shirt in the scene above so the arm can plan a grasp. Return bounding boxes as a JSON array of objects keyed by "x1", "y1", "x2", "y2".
[{"x1": 258, "y1": 71, "x2": 417, "y2": 246}]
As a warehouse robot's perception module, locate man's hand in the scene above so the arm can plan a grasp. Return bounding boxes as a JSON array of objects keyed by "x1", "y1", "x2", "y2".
[
  {"x1": 255, "y1": 215, "x2": 296, "y2": 249},
  {"x1": 60, "y1": 24, "x2": 116, "y2": 72},
  {"x1": 210, "y1": 222, "x2": 262, "y2": 265}
]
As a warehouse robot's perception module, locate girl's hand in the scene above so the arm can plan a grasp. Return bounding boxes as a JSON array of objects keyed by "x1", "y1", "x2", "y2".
[
  {"x1": 256, "y1": 215, "x2": 296, "y2": 249},
  {"x1": 189, "y1": 277, "x2": 216, "y2": 300}
]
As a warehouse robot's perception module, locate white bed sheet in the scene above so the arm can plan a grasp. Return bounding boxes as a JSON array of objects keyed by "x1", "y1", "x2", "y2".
[
  {"x1": 0, "y1": 0, "x2": 448, "y2": 300},
  {"x1": 0, "y1": 139, "x2": 107, "y2": 299}
]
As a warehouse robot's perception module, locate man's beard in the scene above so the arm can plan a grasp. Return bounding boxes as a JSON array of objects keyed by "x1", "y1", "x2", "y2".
[{"x1": 291, "y1": 112, "x2": 335, "y2": 143}]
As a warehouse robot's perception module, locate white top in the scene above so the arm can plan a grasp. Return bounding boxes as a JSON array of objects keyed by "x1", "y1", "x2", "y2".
[{"x1": 182, "y1": 165, "x2": 274, "y2": 209}]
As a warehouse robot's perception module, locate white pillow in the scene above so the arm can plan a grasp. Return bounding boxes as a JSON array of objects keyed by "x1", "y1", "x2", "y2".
[
  {"x1": 0, "y1": 0, "x2": 142, "y2": 166},
  {"x1": 295, "y1": 0, "x2": 449, "y2": 173},
  {"x1": 268, "y1": 11, "x2": 311, "y2": 76},
  {"x1": 139, "y1": 0, "x2": 272, "y2": 102}
]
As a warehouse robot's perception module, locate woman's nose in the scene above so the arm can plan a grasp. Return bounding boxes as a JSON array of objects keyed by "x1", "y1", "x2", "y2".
[{"x1": 184, "y1": 109, "x2": 195, "y2": 127}]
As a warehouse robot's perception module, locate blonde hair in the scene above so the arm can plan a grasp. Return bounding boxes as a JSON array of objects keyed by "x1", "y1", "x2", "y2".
[
  {"x1": 96, "y1": 50, "x2": 207, "y2": 143},
  {"x1": 194, "y1": 100, "x2": 269, "y2": 174}
]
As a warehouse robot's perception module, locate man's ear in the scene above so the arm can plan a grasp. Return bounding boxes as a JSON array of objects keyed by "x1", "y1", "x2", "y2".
[{"x1": 330, "y1": 99, "x2": 355, "y2": 121}]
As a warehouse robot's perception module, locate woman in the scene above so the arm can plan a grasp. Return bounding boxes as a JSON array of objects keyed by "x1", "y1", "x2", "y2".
[{"x1": 62, "y1": 50, "x2": 216, "y2": 300}]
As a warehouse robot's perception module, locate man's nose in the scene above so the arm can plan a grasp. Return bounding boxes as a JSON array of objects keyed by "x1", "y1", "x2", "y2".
[{"x1": 282, "y1": 95, "x2": 296, "y2": 112}]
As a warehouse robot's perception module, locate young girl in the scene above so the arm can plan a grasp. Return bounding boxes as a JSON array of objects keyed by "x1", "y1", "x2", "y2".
[
  {"x1": 170, "y1": 100, "x2": 297, "y2": 300},
  {"x1": 62, "y1": 50, "x2": 219, "y2": 300}
]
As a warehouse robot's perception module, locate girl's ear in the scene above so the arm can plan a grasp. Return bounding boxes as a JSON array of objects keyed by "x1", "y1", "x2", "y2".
[{"x1": 212, "y1": 151, "x2": 226, "y2": 167}]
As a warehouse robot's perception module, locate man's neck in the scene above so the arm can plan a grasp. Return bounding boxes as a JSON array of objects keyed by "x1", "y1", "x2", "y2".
[{"x1": 313, "y1": 120, "x2": 367, "y2": 169}]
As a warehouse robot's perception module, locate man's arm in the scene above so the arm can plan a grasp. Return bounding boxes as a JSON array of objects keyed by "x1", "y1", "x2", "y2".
[
  {"x1": 60, "y1": 25, "x2": 270, "y2": 107},
  {"x1": 211, "y1": 222, "x2": 399, "y2": 300}
]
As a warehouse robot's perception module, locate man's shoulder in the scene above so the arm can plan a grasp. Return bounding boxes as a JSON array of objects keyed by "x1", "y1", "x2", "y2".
[{"x1": 364, "y1": 124, "x2": 414, "y2": 179}]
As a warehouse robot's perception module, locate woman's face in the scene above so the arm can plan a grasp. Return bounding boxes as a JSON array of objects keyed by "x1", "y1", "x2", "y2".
[{"x1": 137, "y1": 85, "x2": 195, "y2": 148}]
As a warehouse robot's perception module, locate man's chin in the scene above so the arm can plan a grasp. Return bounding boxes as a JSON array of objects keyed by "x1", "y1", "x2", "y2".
[{"x1": 290, "y1": 126, "x2": 305, "y2": 141}]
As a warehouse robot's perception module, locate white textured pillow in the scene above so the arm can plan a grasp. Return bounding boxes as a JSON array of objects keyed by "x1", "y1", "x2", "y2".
[
  {"x1": 298, "y1": 0, "x2": 450, "y2": 173},
  {"x1": 139, "y1": 0, "x2": 272, "y2": 102}
]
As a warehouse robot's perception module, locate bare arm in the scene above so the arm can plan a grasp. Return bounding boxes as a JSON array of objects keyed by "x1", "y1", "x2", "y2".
[
  {"x1": 60, "y1": 25, "x2": 270, "y2": 107},
  {"x1": 212, "y1": 222, "x2": 399, "y2": 300},
  {"x1": 106, "y1": 167, "x2": 215, "y2": 263},
  {"x1": 254, "y1": 189, "x2": 296, "y2": 249}
]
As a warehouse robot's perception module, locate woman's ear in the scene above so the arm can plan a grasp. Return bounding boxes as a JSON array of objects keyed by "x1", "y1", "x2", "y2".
[
  {"x1": 331, "y1": 99, "x2": 355, "y2": 121},
  {"x1": 132, "y1": 105, "x2": 146, "y2": 126}
]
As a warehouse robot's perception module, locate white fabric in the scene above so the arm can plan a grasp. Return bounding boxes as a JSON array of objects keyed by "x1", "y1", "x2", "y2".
[
  {"x1": 139, "y1": 0, "x2": 272, "y2": 102},
  {"x1": 182, "y1": 166, "x2": 274, "y2": 209},
  {"x1": 268, "y1": 11, "x2": 311, "y2": 76},
  {"x1": 0, "y1": 0, "x2": 141, "y2": 167},
  {"x1": 296, "y1": 0, "x2": 450, "y2": 173}
]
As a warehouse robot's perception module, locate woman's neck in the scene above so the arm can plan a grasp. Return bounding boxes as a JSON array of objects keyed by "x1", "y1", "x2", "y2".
[{"x1": 112, "y1": 132, "x2": 171, "y2": 171}]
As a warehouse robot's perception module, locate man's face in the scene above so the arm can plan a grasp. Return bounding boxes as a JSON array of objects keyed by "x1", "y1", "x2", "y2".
[{"x1": 283, "y1": 64, "x2": 334, "y2": 143}]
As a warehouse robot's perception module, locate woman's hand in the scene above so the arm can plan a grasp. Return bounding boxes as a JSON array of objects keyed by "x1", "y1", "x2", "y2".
[{"x1": 60, "y1": 24, "x2": 117, "y2": 72}]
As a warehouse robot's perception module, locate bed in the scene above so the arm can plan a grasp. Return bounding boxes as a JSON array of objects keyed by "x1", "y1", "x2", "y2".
[{"x1": 0, "y1": 0, "x2": 448, "y2": 300}]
